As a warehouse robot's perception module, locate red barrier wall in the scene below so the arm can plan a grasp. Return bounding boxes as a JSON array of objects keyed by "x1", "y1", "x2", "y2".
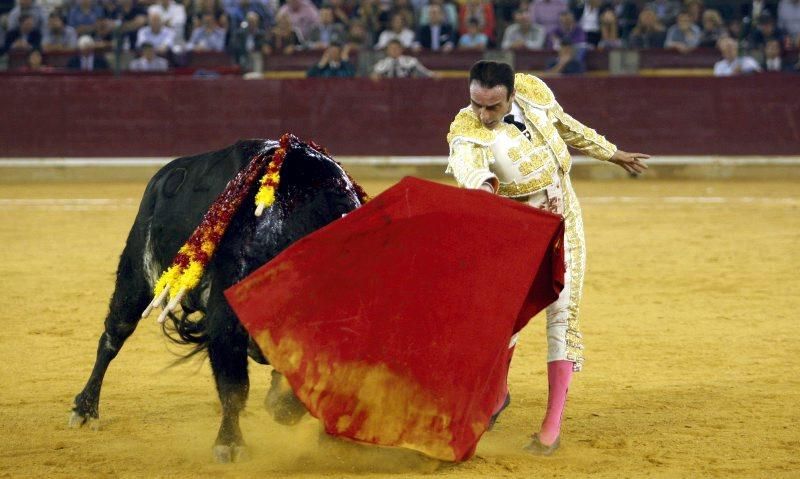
[{"x1": 1, "y1": 75, "x2": 799, "y2": 158}]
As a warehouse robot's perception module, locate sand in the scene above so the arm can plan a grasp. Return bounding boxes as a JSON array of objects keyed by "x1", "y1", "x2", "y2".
[{"x1": 0, "y1": 178, "x2": 798, "y2": 478}]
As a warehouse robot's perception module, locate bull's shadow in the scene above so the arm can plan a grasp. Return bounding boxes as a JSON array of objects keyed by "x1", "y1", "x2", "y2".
[{"x1": 70, "y1": 137, "x2": 364, "y2": 462}]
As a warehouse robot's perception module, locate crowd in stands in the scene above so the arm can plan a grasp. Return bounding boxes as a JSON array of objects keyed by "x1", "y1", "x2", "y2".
[{"x1": 1, "y1": 0, "x2": 799, "y2": 75}]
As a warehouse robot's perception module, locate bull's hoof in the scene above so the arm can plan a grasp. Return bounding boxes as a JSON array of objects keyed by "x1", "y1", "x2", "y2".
[
  {"x1": 265, "y1": 370, "x2": 307, "y2": 425},
  {"x1": 68, "y1": 411, "x2": 101, "y2": 431},
  {"x1": 213, "y1": 444, "x2": 249, "y2": 463}
]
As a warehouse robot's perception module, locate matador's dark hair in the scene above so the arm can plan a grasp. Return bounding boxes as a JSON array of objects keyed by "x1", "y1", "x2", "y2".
[{"x1": 469, "y1": 61, "x2": 515, "y2": 99}]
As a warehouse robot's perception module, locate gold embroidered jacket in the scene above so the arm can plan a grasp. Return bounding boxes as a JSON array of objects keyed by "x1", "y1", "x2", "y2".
[{"x1": 446, "y1": 73, "x2": 617, "y2": 197}]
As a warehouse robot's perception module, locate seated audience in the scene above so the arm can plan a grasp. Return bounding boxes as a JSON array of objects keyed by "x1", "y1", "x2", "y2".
[
  {"x1": 628, "y1": 8, "x2": 666, "y2": 48},
  {"x1": 698, "y1": 9, "x2": 727, "y2": 48},
  {"x1": 549, "y1": 11, "x2": 585, "y2": 50},
  {"x1": 265, "y1": 11, "x2": 303, "y2": 54},
  {"x1": 763, "y1": 37, "x2": 791, "y2": 70},
  {"x1": 597, "y1": 8, "x2": 623, "y2": 50},
  {"x1": 148, "y1": 0, "x2": 188, "y2": 42},
  {"x1": 575, "y1": 0, "x2": 604, "y2": 46},
  {"x1": 374, "y1": 13, "x2": 415, "y2": 50},
  {"x1": 187, "y1": 13, "x2": 226, "y2": 51},
  {"x1": 645, "y1": 0, "x2": 680, "y2": 26},
  {"x1": 6, "y1": 0, "x2": 49, "y2": 31},
  {"x1": 501, "y1": 9, "x2": 546, "y2": 50},
  {"x1": 67, "y1": 34, "x2": 110, "y2": 70},
  {"x1": 665, "y1": 10, "x2": 701, "y2": 53},
  {"x1": 545, "y1": 39, "x2": 585, "y2": 74},
  {"x1": 67, "y1": 0, "x2": 104, "y2": 36},
  {"x1": 129, "y1": 41, "x2": 170, "y2": 70},
  {"x1": 714, "y1": 37, "x2": 762, "y2": 76},
  {"x1": 228, "y1": 0, "x2": 272, "y2": 30},
  {"x1": 750, "y1": 13, "x2": 786, "y2": 50},
  {"x1": 307, "y1": 42, "x2": 355, "y2": 77},
  {"x1": 345, "y1": 19, "x2": 372, "y2": 50},
  {"x1": 327, "y1": 0, "x2": 352, "y2": 27},
  {"x1": 528, "y1": 0, "x2": 567, "y2": 34},
  {"x1": 112, "y1": 0, "x2": 148, "y2": 51},
  {"x1": 419, "y1": 0, "x2": 459, "y2": 29},
  {"x1": 276, "y1": 0, "x2": 320, "y2": 41},
  {"x1": 42, "y1": 12, "x2": 77, "y2": 52},
  {"x1": 458, "y1": 0, "x2": 495, "y2": 44},
  {"x1": 415, "y1": 4, "x2": 456, "y2": 52},
  {"x1": 230, "y1": 11, "x2": 269, "y2": 65},
  {"x1": 17, "y1": 48, "x2": 56, "y2": 71},
  {"x1": 3, "y1": 14, "x2": 42, "y2": 53},
  {"x1": 306, "y1": 6, "x2": 347, "y2": 50},
  {"x1": 457, "y1": 17, "x2": 488, "y2": 50},
  {"x1": 778, "y1": 0, "x2": 800, "y2": 45},
  {"x1": 371, "y1": 39, "x2": 435, "y2": 78},
  {"x1": 608, "y1": 0, "x2": 639, "y2": 40},
  {"x1": 136, "y1": 11, "x2": 176, "y2": 54}
]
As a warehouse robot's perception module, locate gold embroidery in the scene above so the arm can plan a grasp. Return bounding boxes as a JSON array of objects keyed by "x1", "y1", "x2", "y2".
[
  {"x1": 507, "y1": 145, "x2": 524, "y2": 164},
  {"x1": 447, "y1": 108, "x2": 495, "y2": 145},
  {"x1": 514, "y1": 73, "x2": 555, "y2": 109},
  {"x1": 497, "y1": 175, "x2": 552, "y2": 197}
]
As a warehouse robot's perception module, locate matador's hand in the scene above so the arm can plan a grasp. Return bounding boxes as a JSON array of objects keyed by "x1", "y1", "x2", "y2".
[{"x1": 610, "y1": 150, "x2": 650, "y2": 175}]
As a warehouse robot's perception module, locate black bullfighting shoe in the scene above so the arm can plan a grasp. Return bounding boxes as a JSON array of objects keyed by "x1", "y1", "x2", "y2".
[
  {"x1": 523, "y1": 433, "x2": 560, "y2": 456},
  {"x1": 488, "y1": 393, "x2": 511, "y2": 431}
]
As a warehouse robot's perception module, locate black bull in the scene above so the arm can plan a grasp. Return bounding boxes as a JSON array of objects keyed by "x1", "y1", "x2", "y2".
[{"x1": 70, "y1": 139, "x2": 363, "y2": 462}]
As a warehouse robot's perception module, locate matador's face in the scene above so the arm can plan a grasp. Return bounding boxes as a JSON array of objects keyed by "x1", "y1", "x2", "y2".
[{"x1": 469, "y1": 81, "x2": 515, "y2": 130}]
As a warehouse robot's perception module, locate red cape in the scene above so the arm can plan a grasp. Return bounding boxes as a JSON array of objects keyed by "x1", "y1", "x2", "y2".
[{"x1": 225, "y1": 177, "x2": 564, "y2": 461}]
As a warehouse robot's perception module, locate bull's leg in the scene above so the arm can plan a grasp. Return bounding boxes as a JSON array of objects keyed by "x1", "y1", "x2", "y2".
[
  {"x1": 70, "y1": 247, "x2": 150, "y2": 430},
  {"x1": 206, "y1": 296, "x2": 251, "y2": 463}
]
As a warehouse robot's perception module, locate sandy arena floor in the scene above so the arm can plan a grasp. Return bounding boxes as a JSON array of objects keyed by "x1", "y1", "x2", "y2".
[{"x1": 0, "y1": 178, "x2": 798, "y2": 478}]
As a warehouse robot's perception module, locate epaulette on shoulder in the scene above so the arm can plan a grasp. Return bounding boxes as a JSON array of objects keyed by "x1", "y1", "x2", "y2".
[
  {"x1": 514, "y1": 73, "x2": 555, "y2": 109},
  {"x1": 447, "y1": 107, "x2": 495, "y2": 145}
]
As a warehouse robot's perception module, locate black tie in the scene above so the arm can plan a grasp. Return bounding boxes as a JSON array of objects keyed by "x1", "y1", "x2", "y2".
[{"x1": 504, "y1": 114, "x2": 531, "y2": 140}]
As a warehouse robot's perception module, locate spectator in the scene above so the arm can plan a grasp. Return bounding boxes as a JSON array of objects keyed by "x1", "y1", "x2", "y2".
[
  {"x1": 684, "y1": 0, "x2": 703, "y2": 25},
  {"x1": 306, "y1": 6, "x2": 346, "y2": 49},
  {"x1": 345, "y1": 19, "x2": 372, "y2": 50},
  {"x1": 665, "y1": 10, "x2": 701, "y2": 53},
  {"x1": 528, "y1": 0, "x2": 567, "y2": 34},
  {"x1": 645, "y1": 0, "x2": 680, "y2": 27},
  {"x1": 6, "y1": 0, "x2": 48, "y2": 31},
  {"x1": 276, "y1": 0, "x2": 320, "y2": 41},
  {"x1": 608, "y1": 0, "x2": 639, "y2": 40},
  {"x1": 381, "y1": 0, "x2": 415, "y2": 35},
  {"x1": 354, "y1": 0, "x2": 382, "y2": 41},
  {"x1": 191, "y1": 0, "x2": 229, "y2": 33},
  {"x1": 458, "y1": 0, "x2": 495, "y2": 44},
  {"x1": 230, "y1": 10, "x2": 268, "y2": 65},
  {"x1": 415, "y1": 3, "x2": 456, "y2": 52},
  {"x1": 742, "y1": 0, "x2": 778, "y2": 23},
  {"x1": 187, "y1": 12, "x2": 225, "y2": 50},
  {"x1": 129, "y1": 41, "x2": 170, "y2": 70},
  {"x1": 727, "y1": 18, "x2": 745, "y2": 46},
  {"x1": 17, "y1": 49, "x2": 56, "y2": 71},
  {"x1": 374, "y1": 12, "x2": 414, "y2": 49},
  {"x1": 763, "y1": 37, "x2": 791, "y2": 70},
  {"x1": 2, "y1": 14, "x2": 42, "y2": 53},
  {"x1": 113, "y1": 0, "x2": 147, "y2": 51},
  {"x1": 777, "y1": 0, "x2": 800, "y2": 44},
  {"x1": 750, "y1": 13, "x2": 785, "y2": 50},
  {"x1": 228, "y1": 0, "x2": 271, "y2": 30},
  {"x1": 327, "y1": 0, "x2": 352, "y2": 26},
  {"x1": 457, "y1": 17, "x2": 488, "y2": 50},
  {"x1": 93, "y1": 15, "x2": 116, "y2": 48},
  {"x1": 597, "y1": 8, "x2": 623, "y2": 50},
  {"x1": 698, "y1": 9, "x2": 727, "y2": 48},
  {"x1": 136, "y1": 11, "x2": 176, "y2": 54},
  {"x1": 713, "y1": 37, "x2": 761, "y2": 76},
  {"x1": 628, "y1": 8, "x2": 666, "y2": 48},
  {"x1": 42, "y1": 12, "x2": 78, "y2": 52},
  {"x1": 419, "y1": 0, "x2": 458, "y2": 29},
  {"x1": 501, "y1": 9, "x2": 546, "y2": 50},
  {"x1": 67, "y1": 0, "x2": 104, "y2": 36},
  {"x1": 549, "y1": 11, "x2": 585, "y2": 50},
  {"x1": 371, "y1": 38, "x2": 434, "y2": 78},
  {"x1": 545, "y1": 39, "x2": 585, "y2": 74},
  {"x1": 148, "y1": 0, "x2": 188, "y2": 41},
  {"x1": 67, "y1": 34, "x2": 109, "y2": 70},
  {"x1": 307, "y1": 42, "x2": 355, "y2": 76},
  {"x1": 265, "y1": 11, "x2": 303, "y2": 54},
  {"x1": 575, "y1": 0, "x2": 603, "y2": 46}
]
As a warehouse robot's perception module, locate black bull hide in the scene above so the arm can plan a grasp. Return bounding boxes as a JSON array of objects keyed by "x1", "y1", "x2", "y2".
[{"x1": 70, "y1": 139, "x2": 363, "y2": 462}]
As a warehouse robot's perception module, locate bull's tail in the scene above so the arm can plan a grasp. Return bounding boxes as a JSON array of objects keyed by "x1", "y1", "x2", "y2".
[{"x1": 161, "y1": 309, "x2": 209, "y2": 360}]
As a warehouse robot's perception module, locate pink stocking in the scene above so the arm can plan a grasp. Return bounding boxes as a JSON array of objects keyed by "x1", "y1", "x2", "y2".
[{"x1": 539, "y1": 360, "x2": 573, "y2": 445}]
